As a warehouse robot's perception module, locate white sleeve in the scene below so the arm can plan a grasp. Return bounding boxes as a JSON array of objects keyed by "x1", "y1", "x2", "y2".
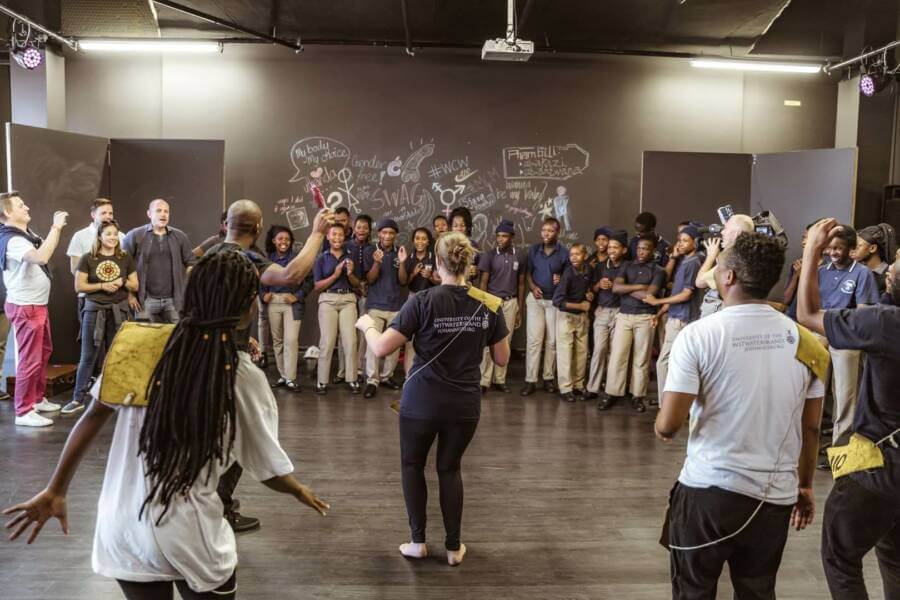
[
  {"x1": 6, "y1": 237, "x2": 35, "y2": 262},
  {"x1": 806, "y1": 376, "x2": 826, "y2": 399},
  {"x1": 663, "y1": 325, "x2": 701, "y2": 395},
  {"x1": 66, "y1": 230, "x2": 83, "y2": 258},
  {"x1": 232, "y1": 355, "x2": 295, "y2": 481}
]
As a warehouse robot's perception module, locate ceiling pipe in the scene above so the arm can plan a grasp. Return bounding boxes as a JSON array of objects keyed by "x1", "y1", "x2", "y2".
[
  {"x1": 824, "y1": 40, "x2": 900, "y2": 74},
  {"x1": 0, "y1": 3, "x2": 77, "y2": 50},
  {"x1": 400, "y1": 0, "x2": 414, "y2": 56},
  {"x1": 152, "y1": 0, "x2": 301, "y2": 52}
]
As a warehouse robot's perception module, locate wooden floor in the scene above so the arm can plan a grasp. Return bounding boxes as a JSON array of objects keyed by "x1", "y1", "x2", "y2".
[{"x1": 0, "y1": 363, "x2": 889, "y2": 599}]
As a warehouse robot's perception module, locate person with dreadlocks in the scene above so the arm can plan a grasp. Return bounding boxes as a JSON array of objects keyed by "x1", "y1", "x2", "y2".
[
  {"x1": 854, "y1": 223, "x2": 897, "y2": 296},
  {"x1": 3, "y1": 251, "x2": 328, "y2": 600}
]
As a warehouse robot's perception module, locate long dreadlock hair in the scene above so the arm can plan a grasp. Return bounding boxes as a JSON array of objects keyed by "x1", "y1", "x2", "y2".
[
  {"x1": 858, "y1": 223, "x2": 897, "y2": 264},
  {"x1": 138, "y1": 250, "x2": 259, "y2": 524}
]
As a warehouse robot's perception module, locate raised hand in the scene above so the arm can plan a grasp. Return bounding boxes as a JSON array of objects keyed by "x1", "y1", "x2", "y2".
[
  {"x1": 312, "y1": 208, "x2": 335, "y2": 235},
  {"x1": 552, "y1": 273, "x2": 561, "y2": 286},
  {"x1": 373, "y1": 249, "x2": 385, "y2": 264},
  {"x1": 345, "y1": 260, "x2": 354, "y2": 275},
  {"x1": 52, "y1": 211, "x2": 68, "y2": 230},
  {"x1": 397, "y1": 246, "x2": 408, "y2": 263},
  {"x1": 703, "y1": 237, "x2": 722, "y2": 257}
]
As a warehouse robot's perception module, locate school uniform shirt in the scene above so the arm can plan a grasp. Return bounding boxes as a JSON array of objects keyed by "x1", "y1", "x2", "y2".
[
  {"x1": 77, "y1": 252, "x2": 137, "y2": 305},
  {"x1": 261, "y1": 252, "x2": 314, "y2": 318},
  {"x1": 404, "y1": 250, "x2": 437, "y2": 293},
  {"x1": 668, "y1": 255, "x2": 703, "y2": 323},
  {"x1": 552, "y1": 264, "x2": 596, "y2": 314},
  {"x1": 818, "y1": 261, "x2": 879, "y2": 309},
  {"x1": 68, "y1": 225, "x2": 127, "y2": 299},
  {"x1": 344, "y1": 238, "x2": 372, "y2": 281},
  {"x1": 90, "y1": 352, "x2": 295, "y2": 593},
  {"x1": 314, "y1": 250, "x2": 354, "y2": 293},
  {"x1": 390, "y1": 285, "x2": 509, "y2": 422},
  {"x1": 478, "y1": 246, "x2": 526, "y2": 298},
  {"x1": 593, "y1": 259, "x2": 627, "y2": 308},
  {"x1": 628, "y1": 233, "x2": 670, "y2": 268},
  {"x1": 363, "y1": 244, "x2": 404, "y2": 311},
  {"x1": 665, "y1": 304, "x2": 825, "y2": 505},
  {"x1": 527, "y1": 242, "x2": 569, "y2": 297},
  {"x1": 3, "y1": 236, "x2": 51, "y2": 305},
  {"x1": 825, "y1": 305, "x2": 900, "y2": 497},
  {"x1": 617, "y1": 261, "x2": 667, "y2": 315}
]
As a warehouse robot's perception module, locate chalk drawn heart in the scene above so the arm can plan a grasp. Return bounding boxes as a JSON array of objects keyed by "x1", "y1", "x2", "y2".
[{"x1": 310, "y1": 167, "x2": 324, "y2": 179}]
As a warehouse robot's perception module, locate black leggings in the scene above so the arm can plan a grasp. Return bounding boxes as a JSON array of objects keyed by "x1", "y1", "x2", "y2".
[
  {"x1": 117, "y1": 571, "x2": 236, "y2": 600},
  {"x1": 399, "y1": 416, "x2": 478, "y2": 551}
]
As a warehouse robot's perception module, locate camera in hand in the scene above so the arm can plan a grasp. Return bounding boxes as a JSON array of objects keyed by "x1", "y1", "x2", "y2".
[{"x1": 693, "y1": 205, "x2": 788, "y2": 247}]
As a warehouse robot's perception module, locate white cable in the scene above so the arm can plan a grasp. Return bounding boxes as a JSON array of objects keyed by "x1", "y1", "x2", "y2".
[{"x1": 669, "y1": 393, "x2": 806, "y2": 552}]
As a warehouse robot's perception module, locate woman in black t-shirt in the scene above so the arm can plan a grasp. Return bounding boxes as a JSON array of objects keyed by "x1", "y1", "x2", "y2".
[
  {"x1": 63, "y1": 220, "x2": 138, "y2": 415},
  {"x1": 357, "y1": 232, "x2": 509, "y2": 567}
]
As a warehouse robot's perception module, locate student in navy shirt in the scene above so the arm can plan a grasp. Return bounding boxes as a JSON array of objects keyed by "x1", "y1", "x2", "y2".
[
  {"x1": 478, "y1": 219, "x2": 526, "y2": 393},
  {"x1": 629, "y1": 211, "x2": 670, "y2": 267},
  {"x1": 399, "y1": 227, "x2": 438, "y2": 374},
  {"x1": 362, "y1": 219, "x2": 406, "y2": 398},
  {"x1": 587, "y1": 230, "x2": 627, "y2": 401},
  {"x1": 450, "y1": 207, "x2": 481, "y2": 286},
  {"x1": 319, "y1": 206, "x2": 351, "y2": 254},
  {"x1": 816, "y1": 224, "x2": 879, "y2": 449},
  {"x1": 604, "y1": 234, "x2": 667, "y2": 412},
  {"x1": 260, "y1": 225, "x2": 314, "y2": 392},
  {"x1": 797, "y1": 218, "x2": 900, "y2": 600},
  {"x1": 588, "y1": 226, "x2": 611, "y2": 268},
  {"x1": 522, "y1": 217, "x2": 568, "y2": 396},
  {"x1": 553, "y1": 244, "x2": 595, "y2": 402},
  {"x1": 643, "y1": 226, "x2": 703, "y2": 395},
  {"x1": 356, "y1": 232, "x2": 510, "y2": 567},
  {"x1": 314, "y1": 223, "x2": 362, "y2": 395},
  {"x1": 336, "y1": 213, "x2": 373, "y2": 385},
  {"x1": 432, "y1": 214, "x2": 449, "y2": 238},
  {"x1": 854, "y1": 223, "x2": 896, "y2": 295}
]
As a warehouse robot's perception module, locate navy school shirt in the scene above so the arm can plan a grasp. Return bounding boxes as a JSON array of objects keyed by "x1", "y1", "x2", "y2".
[
  {"x1": 478, "y1": 246, "x2": 526, "y2": 299},
  {"x1": 314, "y1": 249, "x2": 354, "y2": 293},
  {"x1": 553, "y1": 264, "x2": 596, "y2": 314},
  {"x1": 261, "y1": 251, "x2": 314, "y2": 318},
  {"x1": 527, "y1": 242, "x2": 569, "y2": 297},
  {"x1": 593, "y1": 258, "x2": 627, "y2": 308},
  {"x1": 344, "y1": 237, "x2": 371, "y2": 281},
  {"x1": 668, "y1": 254, "x2": 702, "y2": 323},
  {"x1": 825, "y1": 305, "x2": 900, "y2": 497},
  {"x1": 616, "y1": 260, "x2": 667, "y2": 315},
  {"x1": 390, "y1": 285, "x2": 510, "y2": 422},
  {"x1": 363, "y1": 244, "x2": 404, "y2": 311},
  {"x1": 628, "y1": 233, "x2": 670, "y2": 268},
  {"x1": 404, "y1": 249, "x2": 437, "y2": 293},
  {"x1": 818, "y1": 261, "x2": 879, "y2": 310}
]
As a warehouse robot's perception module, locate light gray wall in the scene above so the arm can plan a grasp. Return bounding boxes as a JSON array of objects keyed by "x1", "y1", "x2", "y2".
[{"x1": 64, "y1": 45, "x2": 839, "y2": 237}]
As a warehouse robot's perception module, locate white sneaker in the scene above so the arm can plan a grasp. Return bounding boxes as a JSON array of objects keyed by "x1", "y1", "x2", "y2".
[
  {"x1": 15, "y1": 410, "x2": 53, "y2": 427},
  {"x1": 34, "y1": 398, "x2": 61, "y2": 412}
]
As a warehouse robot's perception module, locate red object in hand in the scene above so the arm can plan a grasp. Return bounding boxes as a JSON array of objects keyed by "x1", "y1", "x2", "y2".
[{"x1": 311, "y1": 184, "x2": 326, "y2": 209}]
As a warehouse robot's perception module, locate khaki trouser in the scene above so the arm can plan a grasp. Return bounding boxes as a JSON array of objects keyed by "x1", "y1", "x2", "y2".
[
  {"x1": 586, "y1": 306, "x2": 618, "y2": 393},
  {"x1": 524, "y1": 293, "x2": 558, "y2": 383},
  {"x1": 366, "y1": 308, "x2": 401, "y2": 385},
  {"x1": 267, "y1": 295, "x2": 302, "y2": 381},
  {"x1": 337, "y1": 295, "x2": 367, "y2": 380},
  {"x1": 815, "y1": 333, "x2": 861, "y2": 444},
  {"x1": 656, "y1": 317, "x2": 688, "y2": 400},
  {"x1": 556, "y1": 310, "x2": 589, "y2": 394},
  {"x1": 317, "y1": 293, "x2": 358, "y2": 386},
  {"x1": 257, "y1": 297, "x2": 269, "y2": 354},
  {"x1": 605, "y1": 313, "x2": 655, "y2": 398},
  {"x1": 481, "y1": 298, "x2": 518, "y2": 386}
]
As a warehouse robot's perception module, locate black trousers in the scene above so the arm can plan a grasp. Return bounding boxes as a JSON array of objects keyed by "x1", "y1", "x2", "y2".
[
  {"x1": 822, "y1": 475, "x2": 900, "y2": 600},
  {"x1": 667, "y1": 483, "x2": 792, "y2": 600},
  {"x1": 399, "y1": 416, "x2": 478, "y2": 551},
  {"x1": 117, "y1": 571, "x2": 236, "y2": 600},
  {"x1": 217, "y1": 463, "x2": 242, "y2": 516}
]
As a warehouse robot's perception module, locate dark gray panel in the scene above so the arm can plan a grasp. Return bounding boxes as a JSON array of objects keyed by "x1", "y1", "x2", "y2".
[
  {"x1": 6, "y1": 123, "x2": 110, "y2": 364},
  {"x1": 641, "y1": 151, "x2": 752, "y2": 239}
]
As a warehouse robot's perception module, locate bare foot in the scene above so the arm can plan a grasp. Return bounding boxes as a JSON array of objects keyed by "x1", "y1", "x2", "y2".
[
  {"x1": 447, "y1": 543, "x2": 467, "y2": 566},
  {"x1": 399, "y1": 542, "x2": 427, "y2": 559}
]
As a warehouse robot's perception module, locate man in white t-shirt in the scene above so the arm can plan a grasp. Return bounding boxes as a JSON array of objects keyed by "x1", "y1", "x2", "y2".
[
  {"x1": 655, "y1": 232, "x2": 826, "y2": 600},
  {"x1": 0, "y1": 192, "x2": 69, "y2": 427}
]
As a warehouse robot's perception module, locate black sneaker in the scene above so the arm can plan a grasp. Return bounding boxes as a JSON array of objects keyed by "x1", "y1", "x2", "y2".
[
  {"x1": 491, "y1": 383, "x2": 510, "y2": 393},
  {"x1": 271, "y1": 377, "x2": 286, "y2": 389},
  {"x1": 315, "y1": 383, "x2": 327, "y2": 395},
  {"x1": 256, "y1": 355, "x2": 269, "y2": 370},
  {"x1": 227, "y1": 512, "x2": 260, "y2": 533},
  {"x1": 349, "y1": 382, "x2": 361, "y2": 395},
  {"x1": 333, "y1": 376, "x2": 346, "y2": 384},
  {"x1": 573, "y1": 389, "x2": 585, "y2": 399},
  {"x1": 543, "y1": 379, "x2": 558, "y2": 394},
  {"x1": 597, "y1": 394, "x2": 615, "y2": 411},
  {"x1": 648, "y1": 397, "x2": 659, "y2": 407},
  {"x1": 364, "y1": 384, "x2": 377, "y2": 398},
  {"x1": 585, "y1": 391, "x2": 599, "y2": 400},
  {"x1": 380, "y1": 378, "x2": 402, "y2": 391},
  {"x1": 560, "y1": 392, "x2": 576, "y2": 403},
  {"x1": 520, "y1": 382, "x2": 536, "y2": 396},
  {"x1": 631, "y1": 397, "x2": 646, "y2": 413},
  {"x1": 481, "y1": 385, "x2": 489, "y2": 395},
  {"x1": 285, "y1": 380, "x2": 301, "y2": 393}
]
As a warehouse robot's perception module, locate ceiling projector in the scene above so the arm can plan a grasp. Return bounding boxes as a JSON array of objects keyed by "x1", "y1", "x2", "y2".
[{"x1": 481, "y1": 37, "x2": 534, "y2": 62}]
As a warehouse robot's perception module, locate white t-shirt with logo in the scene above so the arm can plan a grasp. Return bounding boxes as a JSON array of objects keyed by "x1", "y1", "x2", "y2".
[
  {"x1": 90, "y1": 352, "x2": 294, "y2": 593},
  {"x1": 3, "y1": 236, "x2": 51, "y2": 305},
  {"x1": 665, "y1": 303, "x2": 825, "y2": 505},
  {"x1": 67, "y1": 224, "x2": 126, "y2": 298}
]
